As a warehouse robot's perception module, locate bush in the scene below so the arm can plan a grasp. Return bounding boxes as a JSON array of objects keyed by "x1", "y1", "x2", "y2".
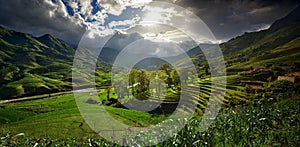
[
  {"x1": 267, "y1": 80, "x2": 295, "y2": 93},
  {"x1": 0, "y1": 85, "x2": 24, "y2": 99}
]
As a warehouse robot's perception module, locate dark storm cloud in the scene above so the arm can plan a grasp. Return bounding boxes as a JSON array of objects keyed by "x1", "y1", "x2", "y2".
[
  {"x1": 0, "y1": 0, "x2": 299, "y2": 45},
  {"x1": 168, "y1": 0, "x2": 300, "y2": 41},
  {"x1": 0, "y1": 0, "x2": 87, "y2": 44}
]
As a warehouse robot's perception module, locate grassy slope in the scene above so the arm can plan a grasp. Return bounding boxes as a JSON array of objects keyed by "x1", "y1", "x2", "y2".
[
  {"x1": 0, "y1": 26, "x2": 111, "y2": 99},
  {"x1": 0, "y1": 26, "x2": 75, "y2": 99},
  {"x1": 228, "y1": 36, "x2": 300, "y2": 69},
  {"x1": 223, "y1": 7, "x2": 300, "y2": 71},
  {"x1": 0, "y1": 94, "x2": 164, "y2": 140}
]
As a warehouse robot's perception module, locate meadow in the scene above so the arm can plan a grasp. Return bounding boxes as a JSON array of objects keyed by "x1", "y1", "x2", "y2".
[{"x1": 0, "y1": 92, "x2": 299, "y2": 146}]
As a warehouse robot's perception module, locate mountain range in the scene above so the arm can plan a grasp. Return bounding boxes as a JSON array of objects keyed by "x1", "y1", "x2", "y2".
[
  {"x1": 0, "y1": 26, "x2": 111, "y2": 98},
  {"x1": 0, "y1": 5, "x2": 299, "y2": 99},
  {"x1": 186, "y1": 5, "x2": 300, "y2": 71},
  {"x1": 222, "y1": 5, "x2": 300, "y2": 71}
]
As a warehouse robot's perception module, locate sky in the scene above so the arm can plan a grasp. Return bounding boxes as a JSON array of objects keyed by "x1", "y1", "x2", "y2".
[{"x1": 0, "y1": 0, "x2": 299, "y2": 51}]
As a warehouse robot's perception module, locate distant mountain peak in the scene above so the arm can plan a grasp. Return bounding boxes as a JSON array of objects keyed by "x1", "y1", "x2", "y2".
[
  {"x1": 39, "y1": 33, "x2": 55, "y2": 40},
  {"x1": 269, "y1": 5, "x2": 300, "y2": 31}
]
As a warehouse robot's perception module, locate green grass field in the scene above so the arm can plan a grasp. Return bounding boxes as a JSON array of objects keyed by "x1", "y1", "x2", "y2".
[
  {"x1": 0, "y1": 93, "x2": 299, "y2": 146},
  {"x1": 0, "y1": 94, "x2": 166, "y2": 142}
]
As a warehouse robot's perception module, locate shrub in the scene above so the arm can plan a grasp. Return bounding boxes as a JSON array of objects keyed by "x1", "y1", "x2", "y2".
[
  {"x1": 0, "y1": 85, "x2": 24, "y2": 99},
  {"x1": 267, "y1": 80, "x2": 295, "y2": 93}
]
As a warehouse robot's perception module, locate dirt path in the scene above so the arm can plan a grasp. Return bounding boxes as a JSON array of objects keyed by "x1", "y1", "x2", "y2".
[
  {"x1": 0, "y1": 92, "x2": 71, "y2": 104},
  {"x1": 0, "y1": 88, "x2": 96, "y2": 104}
]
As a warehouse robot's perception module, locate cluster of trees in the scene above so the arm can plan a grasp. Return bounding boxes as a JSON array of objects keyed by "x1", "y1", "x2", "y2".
[
  {"x1": 103, "y1": 63, "x2": 248, "y2": 115},
  {"x1": 0, "y1": 65, "x2": 24, "y2": 85},
  {"x1": 110, "y1": 64, "x2": 196, "y2": 102}
]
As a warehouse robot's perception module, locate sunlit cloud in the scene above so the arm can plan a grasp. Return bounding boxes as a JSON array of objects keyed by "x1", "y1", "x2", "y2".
[
  {"x1": 142, "y1": 32, "x2": 173, "y2": 43},
  {"x1": 1, "y1": 0, "x2": 295, "y2": 46},
  {"x1": 141, "y1": 5, "x2": 176, "y2": 23},
  {"x1": 108, "y1": 16, "x2": 141, "y2": 29},
  {"x1": 256, "y1": 24, "x2": 271, "y2": 31}
]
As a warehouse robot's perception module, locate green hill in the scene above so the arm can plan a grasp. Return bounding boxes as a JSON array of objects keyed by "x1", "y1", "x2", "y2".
[
  {"x1": 168, "y1": 6, "x2": 300, "y2": 86},
  {"x1": 0, "y1": 26, "x2": 110, "y2": 99},
  {"x1": 222, "y1": 6, "x2": 300, "y2": 70},
  {"x1": 182, "y1": 6, "x2": 300, "y2": 75}
]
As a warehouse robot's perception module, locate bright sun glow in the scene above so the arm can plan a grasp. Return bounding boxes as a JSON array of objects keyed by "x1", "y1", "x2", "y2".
[{"x1": 142, "y1": 32, "x2": 173, "y2": 43}]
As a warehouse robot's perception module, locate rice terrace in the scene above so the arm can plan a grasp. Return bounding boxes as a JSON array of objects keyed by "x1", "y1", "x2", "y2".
[{"x1": 0, "y1": 0, "x2": 300, "y2": 146}]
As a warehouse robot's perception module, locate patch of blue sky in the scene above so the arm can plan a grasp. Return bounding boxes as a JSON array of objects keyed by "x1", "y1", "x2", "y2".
[
  {"x1": 77, "y1": 2, "x2": 82, "y2": 12},
  {"x1": 91, "y1": 0, "x2": 101, "y2": 15},
  {"x1": 61, "y1": 0, "x2": 74, "y2": 16},
  {"x1": 80, "y1": 13, "x2": 85, "y2": 19},
  {"x1": 104, "y1": 7, "x2": 142, "y2": 26},
  {"x1": 87, "y1": 18, "x2": 97, "y2": 22}
]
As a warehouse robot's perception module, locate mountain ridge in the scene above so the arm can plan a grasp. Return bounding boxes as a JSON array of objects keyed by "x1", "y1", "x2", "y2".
[
  {"x1": 223, "y1": 5, "x2": 300, "y2": 69},
  {"x1": 0, "y1": 27, "x2": 110, "y2": 99}
]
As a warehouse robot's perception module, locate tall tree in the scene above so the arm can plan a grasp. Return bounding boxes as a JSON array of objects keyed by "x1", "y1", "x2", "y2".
[{"x1": 159, "y1": 64, "x2": 173, "y2": 88}]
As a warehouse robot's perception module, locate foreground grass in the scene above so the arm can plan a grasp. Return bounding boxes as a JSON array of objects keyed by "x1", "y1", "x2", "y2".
[
  {"x1": 0, "y1": 94, "x2": 95, "y2": 141},
  {"x1": 0, "y1": 94, "x2": 299, "y2": 146},
  {"x1": 0, "y1": 94, "x2": 165, "y2": 142}
]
